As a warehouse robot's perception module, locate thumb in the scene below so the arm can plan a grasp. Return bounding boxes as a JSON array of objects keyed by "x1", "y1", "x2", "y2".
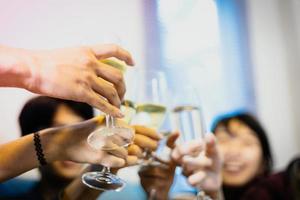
[
  {"x1": 205, "y1": 134, "x2": 218, "y2": 157},
  {"x1": 166, "y1": 132, "x2": 180, "y2": 149}
]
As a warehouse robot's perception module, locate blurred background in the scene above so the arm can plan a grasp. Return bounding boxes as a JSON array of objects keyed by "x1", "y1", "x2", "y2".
[{"x1": 0, "y1": 0, "x2": 299, "y2": 176}]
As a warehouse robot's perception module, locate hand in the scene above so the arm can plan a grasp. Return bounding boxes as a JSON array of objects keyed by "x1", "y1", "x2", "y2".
[
  {"x1": 107, "y1": 126, "x2": 163, "y2": 176},
  {"x1": 171, "y1": 134, "x2": 223, "y2": 196},
  {"x1": 24, "y1": 44, "x2": 135, "y2": 117},
  {"x1": 47, "y1": 120, "x2": 162, "y2": 169},
  {"x1": 127, "y1": 125, "x2": 163, "y2": 162},
  {"x1": 138, "y1": 133, "x2": 179, "y2": 200},
  {"x1": 44, "y1": 116, "x2": 132, "y2": 168}
]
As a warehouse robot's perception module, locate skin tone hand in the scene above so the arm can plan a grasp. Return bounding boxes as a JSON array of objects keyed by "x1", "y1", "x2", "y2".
[
  {"x1": 62, "y1": 125, "x2": 162, "y2": 200},
  {"x1": 0, "y1": 44, "x2": 135, "y2": 117},
  {"x1": 138, "y1": 132, "x2": 179, "y2": 200},
  {"x1": 112, "y1": 125, "x2": 163, "y2": 168},
  {"x1": 171, "y1": 134, "x2": 223, "y2": 200},
  {"x1": 0, "y1": 116, "x2": 130, "y2": 182},
  {"x1": 127, "y1": 125, "x2": 163, "y2": 161}
]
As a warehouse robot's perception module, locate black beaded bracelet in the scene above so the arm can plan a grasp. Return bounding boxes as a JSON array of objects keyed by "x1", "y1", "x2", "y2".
[{"x1": 33, "y1": 132, "x2": 47, "y2": 166}]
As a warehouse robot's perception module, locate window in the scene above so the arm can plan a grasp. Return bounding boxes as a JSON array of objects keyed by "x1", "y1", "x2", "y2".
[{"x1": 149, "y1": 0, "x2": 254, "y2": 127}]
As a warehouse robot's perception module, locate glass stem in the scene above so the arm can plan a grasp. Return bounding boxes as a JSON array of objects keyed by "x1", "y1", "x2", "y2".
[
  {"x1": 101, "y1": 166, "x2": 111, "y2": 173},
  {"x1": 104, "y1": 115, "x2": 114, "y2": 173},
  {"x1": 106, "y1": 115, "x2": 115, "y2": 128}
]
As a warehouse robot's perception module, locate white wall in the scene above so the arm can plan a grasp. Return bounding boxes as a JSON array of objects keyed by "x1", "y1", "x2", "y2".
[
  {"x1": 0, "y1": 0, "x2": 145, "y2": 143},
  {"x1": 0, "y1": 0, "x2": 145, "y2": 178},
  {"x1": 247, "y1": 0, "x2": 300, "y2": 170}
]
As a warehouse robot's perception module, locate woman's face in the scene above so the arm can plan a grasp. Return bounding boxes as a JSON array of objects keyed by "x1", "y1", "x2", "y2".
[
  {"x1": 215, "y1": 119, "x2": 263, "y2": 187},
  {"x1": 50, "y1": 104, "x2": 85, "y2": 180}
]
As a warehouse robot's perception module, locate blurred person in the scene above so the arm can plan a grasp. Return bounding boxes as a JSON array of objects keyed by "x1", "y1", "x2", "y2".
[
  {"x1": 2, "y1": 96, "x2": 95, "y2": 199},
  {"x1": 0, "y1": 43, "x2": 135, "y2": 180},
  {"x1": 210, "y1": 112, "x2": 273, "y2": 199},
  {"x1": 140, "y1": 112, "x2": 274, "y2": 200},
  {"x1": 173, "y1": 113, "x2": 299, "y2": 200},
  {"x1": 0, "y1": 96, "x2": 161, "y2": 199}
]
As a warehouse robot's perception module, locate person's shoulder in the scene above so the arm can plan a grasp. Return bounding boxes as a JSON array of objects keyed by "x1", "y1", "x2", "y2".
[
  {"x1": 242, "y1": 158, "x2": 299, "y2": 200},
  {"x1": 241, "y1": 172, "x2": 285, "y2": 200}
]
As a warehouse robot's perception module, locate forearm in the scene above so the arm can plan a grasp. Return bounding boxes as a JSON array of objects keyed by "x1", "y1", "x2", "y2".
[
  {"x1": 0, "y1": 45, "x2": 33, "y2": 89},
  {"x1": 0, "y1": 129, "x2": 59, "y2": 182}
]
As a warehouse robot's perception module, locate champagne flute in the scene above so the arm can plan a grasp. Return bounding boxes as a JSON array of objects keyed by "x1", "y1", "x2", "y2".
[
  {"x1": 81, "y1": 115, "x2": 134, "y2": 191},
  {"x1": 132, "y1": 70, "x2": 169, "y2": 163},
  {"x1": 170, "y1": 86, "x2": 206, "y2": 143},
  {"x1": 102, "y1": 57, "x2": 137, "y2": 124},
  {"x1": 170, "y1": 86, "x2": 208, "y2": 199},
  {"x1": 120, "y1": 65, "x2": 137, "y2": 124}
]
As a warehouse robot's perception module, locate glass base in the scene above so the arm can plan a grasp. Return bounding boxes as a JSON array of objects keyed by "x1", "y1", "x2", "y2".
[{"x1": 82, "y1": 171, "x2": 126, "y2": 191}]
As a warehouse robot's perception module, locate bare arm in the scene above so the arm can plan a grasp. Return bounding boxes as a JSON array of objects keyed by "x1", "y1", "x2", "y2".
[
  {"x1": 0, "y1": 129, "x2": 61, "y2": 181},
  {"x1": 0, "y1": 45, "x2": 32, "y2": 88},
  {"x1": 0, "y1": 44, "x2": 135, "y2": 117},
  {"x1": 0, "y1": 116, "x2": 128, "y2": 182}
]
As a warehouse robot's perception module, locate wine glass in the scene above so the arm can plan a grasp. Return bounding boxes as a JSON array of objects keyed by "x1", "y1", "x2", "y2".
[
  {"x1": 120, "y1": 65, "x2": 138, "y2": 124},
  {"x1": 81, "y1": 115, "x2": 135, "y2": 191},
  {"x1": 131, "y1": 70, "x2": 169, "y2": 163},
  {"x1": 170, "y1": 86, "x2": 206, "y2": 143},
  {"x1": 170, "y1": 86, "x2": 208, "y2": 199}
]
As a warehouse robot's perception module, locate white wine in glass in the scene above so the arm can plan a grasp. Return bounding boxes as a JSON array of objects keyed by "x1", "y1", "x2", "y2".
[
  {"x1": 135, "y1": 103, "x2": 167, "y2": 130},
  {"x1": 131, "y1": 70, "x2": 169, "y2": 164},
  {"x1": 121, "y1": 100, "x2": 136, "y2": 124}
]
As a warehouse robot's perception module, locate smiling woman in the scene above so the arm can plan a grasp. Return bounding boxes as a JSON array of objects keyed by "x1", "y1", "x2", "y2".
[{"x1": 211, "y1": 112, "x2": 273, "y2": 199}]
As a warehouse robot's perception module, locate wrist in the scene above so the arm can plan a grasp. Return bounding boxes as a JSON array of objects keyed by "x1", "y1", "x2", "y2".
[
  {"x1": 147, "y1": 190, "x2": 168, "y2": 200},
  {"x1": 38, "y1": 128, "x2": 63, "y2": 163},
  {"x1": 0, "y1": 46, "x2": 34, "y2": 89}
]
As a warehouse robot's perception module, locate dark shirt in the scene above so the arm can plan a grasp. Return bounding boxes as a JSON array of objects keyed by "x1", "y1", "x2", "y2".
[
  {"x1": 0, "y1": 183, "x2": 43, "y2": 200},
  {"x1": 222, "y1": 177, "x2": 265, "y2": 200},
  {"x1": 0, "y1": 181, "x2": 61, "y2": 200},
  {"x1": 243, "y1": 157, "x2": 300, "y2": 200}
]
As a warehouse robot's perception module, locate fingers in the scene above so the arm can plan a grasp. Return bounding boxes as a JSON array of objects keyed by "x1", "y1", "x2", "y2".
[
  {"x1": 132, "y1": 125, "x2": 161, "y2": 151},
  {"x1": 90, "y1": 75, "x2": 121, "y2": 107},
  {"x1": 91, "y1": 44, "x2": 135, "y2": 66},
  {"x1": 85, "y1": 91, "x2": 123, "y2": 118},
  {"x1": 187, "y1": 171, "x2": 206, "y2": 187},
  {"x1": 204, "y1": 134, "x2": 218, "y2": 157},
  {"x1": 107, "y1": 146, "x2": 128, "y2": 160},
  {"x1": 171, "y1": 140, "x2": 204, "y2": 163},
  {"x1": 134, "y1": 134, "x2": 158, "y2": 151},
  {"x1": 128, "y1": 144, "x2": 143, "y2": 158},
  {"x1": 100, "y1": 153, "x2": 126, "y2": 168},
  {"x1": 126, "y1": 155, "x2": 138, "y2": 166},
  {"x1": 94, "y1": 62, "x2": 126, "y2": 100},
  {"x1": 166, "y1": 132, "x2": 180, "y2": 149},
  {"x1": 133, "y1": 125, "x2": 162, "y2": 140},
  {"x1": 182, "y1": 155, "x2": 212, "y2": 175}
]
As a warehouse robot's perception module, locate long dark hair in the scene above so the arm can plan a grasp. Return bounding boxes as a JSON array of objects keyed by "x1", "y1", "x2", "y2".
[
  {"x1": 211, "y1": 112, "x2": 273, "y2": 175},
  {"x1": 19, "y1": 96, "x2": 94, "y2": 136}
]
